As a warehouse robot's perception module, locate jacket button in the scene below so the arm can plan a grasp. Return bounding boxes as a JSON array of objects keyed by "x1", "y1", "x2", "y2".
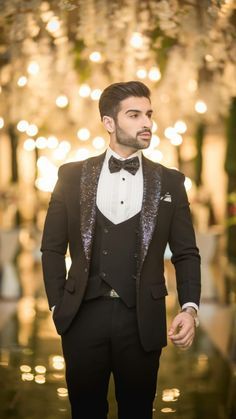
[
  {"x1": 101, "y1": 272, "x2": 107, "y2": 278},
  {"x1": 104, "y1": 228, "x2": 109, "y2": 233},
  {"x1": 102, "y1": 250, "x2": 108, "y2": 255},
  {"x1": 84, "y1": 268, "x2": 88, "y2": 273}
]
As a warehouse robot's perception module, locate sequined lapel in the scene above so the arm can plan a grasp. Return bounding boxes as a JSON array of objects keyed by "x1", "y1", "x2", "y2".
[
  {"x1": 80, "y1": 153, "x2": 106, "y2": 262},
  {"x1": 138, "y1": 156, "x2": 162, "y2": 274}
]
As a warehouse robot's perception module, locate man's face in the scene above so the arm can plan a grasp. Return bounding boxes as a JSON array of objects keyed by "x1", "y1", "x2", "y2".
[{"x1": 113, "y1": 96, "x2": 153, "y2": 151}]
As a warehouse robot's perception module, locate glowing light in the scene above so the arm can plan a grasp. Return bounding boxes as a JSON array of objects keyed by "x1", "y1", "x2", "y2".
[
  {"x1": 188, "y1": 79, "x2": 198, "y2": 92},
  {"x1": 130, "y1": 32, "x2": 143, "y2": 49},
  {"x1": 91, "y1": 89, "x2": 102, "y2": 101},
  {"x1": 195, "y1": 100, "x2": 207, "y2": 114},
  {"x1": 205, "y1": 54, "x2": 214, "y2": 62},
  {"x1": 0, "y1": 117, "x2": 4, "y2": 129},
  {"x1": 92, "y1": 136, "x2": 106, "y2": 150},
  {"x1": 53, "y1": 148, "x2": 67, "y2": 160},
  {"x1": 152, "y1": 121, "x2": 158, "y2": 133},
  {"x1": 170, "y1": 133, "x2": 183, "y2": 146},
  {"x1": 46, "y1": 17, "x2": 60, "y2": 33},
  {"x1": 77, "y1": 128, "x2": 90, "y2": 141},
  {"x1": 20, "y1": 365, "x2": 32, "y2": 373},
  {"x1": 89, "y1": 51, "x2": 102, "y2": 62},
  {"x1": 26, "y1": 124, "x2": 38, "y2": 137},
  {"x1": 22, "y1": 373, "x2": 34, "y2": 381},
  {"x1": 35, "y1": 136, "x2": 47, "y2": 149},
  {"x1": 136, "y1": 68, "x2": 147, "y2": 79},
  {"x1": 148, "y1": 67, "x2": 161, "y2": 82},
  {"x1": 52, "y1": 355, "x2": 65, "y2": 371},
  {"x1": 35, "y1": 365, "x2": 47, "y2": 374},
  {"x1": 47, "y1": 135, "x2": 59, "y2": 149},
  {"x1": 59, "y1": 140, "x2": 71, "y2": 153},
  {"x1": 56, "y1": 95, "x2": 69, "y2": 108},
  {"x1": 17, "y1": 76, "x2": 28, "y2": 87},
  {"x1": 150, "y1": 150, "x2": 163, "y2": 163},
  {"x1": 164, "y1": 127, "x2": 176, "y2": 140},
  {"x1": 57, "y1": 387, "x2": 68, "y2": 398},
  {"x1": 78, "y1": 84, "x2": 91, "y2": 98},
  {"x1": 24, "y1": 138, "x2": 36, "y2": 151},
  {"x1": 150, "y1": 135, "x2": 160, "y2": 148},
  {"x1": 162, "y1": 388, "x2": 180, "y2": 402},
  {"x1": 174, "y1": 120, "x2": 187, "y2": 134},
  {"x1": 76, "y1": 148, "x2": 90, "y2": 161},
  {"x1": 27, "y1": 61, "x2": 40, "y2": 75},
  {"x1": 184, "y1": 177, "x2": 192, "y2": 191},
  {"x1": 35, "y1": 375, "x2": 46, "y2": 384},
  {"x1": 17, "y1": 120, "x2": 29, "y2": 132},
  {"x1": 161, "y1": 408, "x2": 176, "y2": 413},
  {"x1": 36, "y1": 157, "x2": 58, "y2": 192}
]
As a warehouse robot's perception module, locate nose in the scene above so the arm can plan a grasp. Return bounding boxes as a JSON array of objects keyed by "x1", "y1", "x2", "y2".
[{"x1": 143, "y1": 115, "x2": 152, "y2": 129}]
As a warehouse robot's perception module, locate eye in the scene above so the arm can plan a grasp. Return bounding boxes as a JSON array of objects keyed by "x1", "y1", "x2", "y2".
[{"x1": 130, "y1": 114, "x2": 138, "y2": 118}]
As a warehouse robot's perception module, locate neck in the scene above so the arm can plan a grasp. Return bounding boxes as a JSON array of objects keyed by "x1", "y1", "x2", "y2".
[{"x1": 109, "y1": 144, "x2": 139, "y2": 159}]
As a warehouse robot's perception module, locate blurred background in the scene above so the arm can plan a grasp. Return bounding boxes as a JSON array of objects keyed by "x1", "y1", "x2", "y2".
[{"x1": 0, "y1": 0, "x2": 236, "y2": 418}]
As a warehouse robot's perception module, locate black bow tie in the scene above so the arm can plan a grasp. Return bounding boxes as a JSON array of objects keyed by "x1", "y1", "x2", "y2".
[{"x1": 108, "y1": 155, "x2": 140, "y2": 175}]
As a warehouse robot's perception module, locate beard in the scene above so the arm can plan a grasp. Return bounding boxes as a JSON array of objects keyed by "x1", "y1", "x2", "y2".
[{"x1": 115, "y1": 123, "x2": 151, "y2": 150}]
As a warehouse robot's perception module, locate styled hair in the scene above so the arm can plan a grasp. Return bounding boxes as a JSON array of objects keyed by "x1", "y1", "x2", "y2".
[{"x1": 98, "y1": 81, "x2": 151, "y2": 120}]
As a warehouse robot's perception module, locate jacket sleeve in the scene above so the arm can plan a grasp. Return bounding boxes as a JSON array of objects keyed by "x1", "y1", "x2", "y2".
[
  {"x1": 168, "y1": 173, "x2": 201, "y2": 307},
  {"x1": 41, "y1": 166, "x2": 68, "y2": 309}
]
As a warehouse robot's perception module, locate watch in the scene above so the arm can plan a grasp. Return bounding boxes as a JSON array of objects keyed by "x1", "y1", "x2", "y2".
[{"x1": 181, "y1": 307, "x2": 200, "y2": 328}]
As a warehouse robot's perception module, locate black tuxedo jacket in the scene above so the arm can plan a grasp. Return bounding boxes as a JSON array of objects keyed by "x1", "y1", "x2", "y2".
[{"x1": 41, "y1": 152, "x2": 201, "y2": 351}]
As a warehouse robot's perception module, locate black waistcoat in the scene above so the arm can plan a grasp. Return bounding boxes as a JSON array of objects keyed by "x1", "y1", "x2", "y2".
[{"x1": 84, "y1": 208, "x2": 140, "y2": 307}]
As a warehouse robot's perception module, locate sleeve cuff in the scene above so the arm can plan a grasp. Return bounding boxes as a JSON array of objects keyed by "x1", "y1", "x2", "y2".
[{"x1": 181, "y1": 302, "x2": 199, "y2": 312}]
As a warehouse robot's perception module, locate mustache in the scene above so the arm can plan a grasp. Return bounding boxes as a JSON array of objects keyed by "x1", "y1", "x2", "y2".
[{"x1": 137, "y1": 129, "x2": 152, "y2": 135}]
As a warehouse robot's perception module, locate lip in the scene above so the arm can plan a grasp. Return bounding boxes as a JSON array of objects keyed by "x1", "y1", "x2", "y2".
[{"x1": 139, "y1": 133, "x2": 151, "y2": 138}]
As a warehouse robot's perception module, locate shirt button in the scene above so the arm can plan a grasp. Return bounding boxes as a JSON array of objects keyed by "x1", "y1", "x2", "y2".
[
  {"x1": 102, "y1": 250, "x2": 108, "y2": 255},
  {"x1": 121, "y1": 201, "x2": 124, "y2": 204},
  {"x1": 101, "y1": 272, "x2": 107, "y2": 278},
  {"x1": 122, "y1": 178, "x2": 125, "y2": 181}
]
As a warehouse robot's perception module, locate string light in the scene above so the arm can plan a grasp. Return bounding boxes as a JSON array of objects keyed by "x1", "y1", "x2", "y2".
[
  {"x1": 148, "y1": 67, "x2": 161, "y2": 82},
  {"x1": 150, "y1": 135, "x2": 160, "y2": 148},
  {"x1": 77, "y1": 128, "x2": 90, "y2": 141},
  {"x1": 130, "y1": 32, "x2": 143, "y2": 49},
  {"x1": 184, "y1": 177, "x2": 192, "y2": 191},
  {"x1": 174, "y1": 120, "x2": 187, "y2": 134},
  {"x1": 59, "y1": 140, "x2": 71, "y2": 153},
  {"x1": 78, "y1": 84, "x2": 91, "y2": 97},
  {"x1": 35, "y1": 366, "x2": 47, "y2": 374},
  {"x1": 170, "y1": 133, "x2": 183, "y2": 146},
  {"x1": 0, "y1": 117, "x2": 4, "y2": 129},
  {"x1": 89, "y1": 51, "x2": 102, "y2": 62},
  {"x1": 92, "y1": 136, "x2": 106, "y2": 149},
  {"x1": 57, "y1": 388, "x2": 68, "y2": 398},
  {"x1": 17, "y1": 76, "x2": 28, "y2": 87},
  {"x1": 35, "y1": 136, "x2": 47, "y2": 149},
  {"x1": 56, "y1": 95, "x2": 69, "y2": 108},
  {"x1": 47, "y1": 136, "x2": 59, "y2": 149},
  {"x1": 24, "y1": 138, "x2": 36, "y2": 151},
  {"x1": 27, "y1": 62, "x2": 40, "y2": 75},
  {"x1": 195, "y1": 100, "x2": 207, "y2": 114},
  {"x1": 152, "y1": 121, "x2": 158, "y2": 133},
  {"x1": 17, "y1": 120, "x2": 29, "y2": 132},
  {"x1": 136, "y1": 68, "x2": 147, "y2": 79},
  {"x1": 46, "y1": 17, "x2": 61, "y2": 33},
  {"x1": 35, "y1": 375, "x2": 46, "y2": 384},
  {"x1": 164, "y1": 127, "x2": 176, "y2": 140},
  {"x1": 26, "y1": 124, "x2": 38, "y2": 137},
  {"x1": 91, "y1": 89, "x2": 102, "y2": 101}
]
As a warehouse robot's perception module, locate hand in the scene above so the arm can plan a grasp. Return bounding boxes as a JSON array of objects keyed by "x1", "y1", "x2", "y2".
[{"x1": 168, "y1": 312, "x2": 195, "y2": 350}]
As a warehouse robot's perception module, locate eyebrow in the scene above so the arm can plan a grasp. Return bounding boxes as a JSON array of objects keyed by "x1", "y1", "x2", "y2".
[{"x1": 125, "y1": 109, "x2": 153, "y2": 114}]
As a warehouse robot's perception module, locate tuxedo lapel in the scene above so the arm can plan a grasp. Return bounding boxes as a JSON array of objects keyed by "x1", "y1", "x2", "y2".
[
  {"x1": 138, "y1": 156, "x2": 162, "y2": 274},
  {"x1": 80, "y1": 152, "x2": 106, "y2": 262}
]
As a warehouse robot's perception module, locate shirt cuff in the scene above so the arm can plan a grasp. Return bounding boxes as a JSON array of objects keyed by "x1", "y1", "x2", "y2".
[
  {"x1": 51, "y1": 305, "x2": 56, "y2": 312},
  {"x1": 181, "y1": 302, "x2": 199, "y2": 312}
]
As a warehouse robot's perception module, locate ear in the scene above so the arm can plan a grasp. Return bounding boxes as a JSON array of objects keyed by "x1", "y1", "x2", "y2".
[{"x1": 102, "y1": 116, "x2": 115, "y2": 133}]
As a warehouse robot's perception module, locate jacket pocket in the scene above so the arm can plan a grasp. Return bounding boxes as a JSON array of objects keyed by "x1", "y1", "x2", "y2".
[
  {"x1": 64, "y1": 277, "x2": 76, "y2": 293},
  {"x1": 150, "y1": 283, "x2": 168, "y2": 299}
]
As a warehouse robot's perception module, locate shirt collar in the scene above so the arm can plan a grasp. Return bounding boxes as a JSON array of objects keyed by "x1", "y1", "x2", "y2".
[{"x1": 105, "y1": 147, "x2": 142, "y2": 163}]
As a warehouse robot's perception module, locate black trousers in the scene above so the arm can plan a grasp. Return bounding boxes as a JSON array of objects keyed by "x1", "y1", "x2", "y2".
[{"x1": 61, "y1": 297, "x2": 162, "y2": 419}]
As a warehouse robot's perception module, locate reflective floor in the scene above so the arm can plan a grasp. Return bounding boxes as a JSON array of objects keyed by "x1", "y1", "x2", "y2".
[
  {"x1": 0, "y1": 240, "x2": 236, "y2": 419},
  {"x1": 0, "y1": 293, "x2": 235, "y2": 419}
]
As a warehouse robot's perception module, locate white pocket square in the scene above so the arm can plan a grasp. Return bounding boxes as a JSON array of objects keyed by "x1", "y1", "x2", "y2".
[{"x1": 161, "y1": 192, "x2": 172, "y2": 202}]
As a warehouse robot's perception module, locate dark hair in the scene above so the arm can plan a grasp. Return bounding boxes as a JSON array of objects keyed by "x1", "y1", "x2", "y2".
[{"x1": 98, "y1": 81, "x2": 151, "y2": 120}]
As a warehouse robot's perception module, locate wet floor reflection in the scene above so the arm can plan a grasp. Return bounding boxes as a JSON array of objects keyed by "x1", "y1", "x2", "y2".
[{"x1": 0, "y1": 295, "x2": 234, "y2": 419}]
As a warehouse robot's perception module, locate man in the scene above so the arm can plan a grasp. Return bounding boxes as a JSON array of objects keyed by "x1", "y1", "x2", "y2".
[{"x1": 41, "y1": 81, "x2": 201, "y2": 419}]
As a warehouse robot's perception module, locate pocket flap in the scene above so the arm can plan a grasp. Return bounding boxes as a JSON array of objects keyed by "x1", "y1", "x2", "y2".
[
  {"x1": 150, "y1": 283, "x2": 168, "y2": 299},
  {"x1": 64, "y1": 278, "x2": 76, "y2": 293}
]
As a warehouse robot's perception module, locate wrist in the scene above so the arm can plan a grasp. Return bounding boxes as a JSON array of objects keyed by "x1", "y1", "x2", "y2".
[{"x1": 181, "y1": 307, "x2": 199, "y2": 328}]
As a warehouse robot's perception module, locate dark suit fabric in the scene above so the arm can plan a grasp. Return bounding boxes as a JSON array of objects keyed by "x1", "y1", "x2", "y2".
[{"x1": 41, "y1": 153, "x2": 200, "y2": 351}]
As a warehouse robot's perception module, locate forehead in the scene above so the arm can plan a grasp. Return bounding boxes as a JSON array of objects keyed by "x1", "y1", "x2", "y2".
[{"x1": 118, "y1": 96, "x2": 152, "y2": 112}]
